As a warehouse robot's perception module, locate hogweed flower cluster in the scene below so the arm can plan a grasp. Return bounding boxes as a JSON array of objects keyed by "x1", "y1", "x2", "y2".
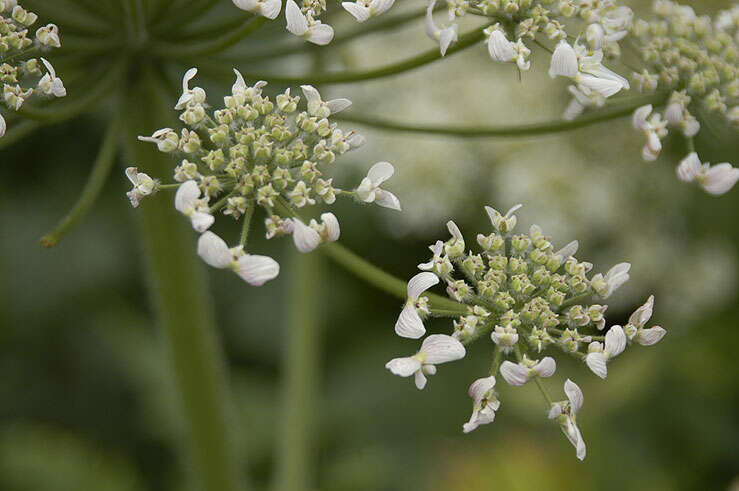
[
  {"x1": 0, "y1": 0, "x2": 64, "y2": 138},
  {"x1": 128, "y1": 68, "x2": 400, "y2": 285},
  {"x1": 385, "y1": 205, "x2": 666, "y2": 460},
  {"x1": 627, "y1": 2, "x2": 739, "y2": 195}
]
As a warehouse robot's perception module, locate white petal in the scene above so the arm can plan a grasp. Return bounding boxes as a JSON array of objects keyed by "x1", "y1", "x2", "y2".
[
  {"x1": 420, "y1": 334, "x2": 465, "y2": 364},
  {"x1": 175, "y1": 180, "x2": 200, "y2": 213},
  {"x1": 326, "y1": 98, "x2": 352, "y2": 114},
  {"x1": 605, "y1": 325, "x2": 626, "y2": 358},
  {"x1": 197, "y1": 231, "x2": 232, "y2": 269},
  {"x1": 606, "y1": 262, "x2": 630, "y2": 281},
  {"x1": 534, "y1": 357, "x2": 556, "y2": 378},
  {"x1": 320, "y1": 212, "x2": 340, "y2": 242},
  {"x1": 290, "y1": 218, "x2": 321, "y2": 253},
  {"x1": 0, "y1": 113, "x2": 5, "y2": 138},
  {"x1": 636, "y1": 326, "x2": 666, "y2": 346},
  {"x1": 232, "y1": 68, "x2": 246, "y2": 94},
  {"x1": 190, "y1": 212, "x2": 215, "y2": 233},
  {"x1": 676, "y1": 153, "x2": 702, "y2": 182},
  {"x1": 232, "y1": 0, "x2": 258, "y2": 12},
  {"x1": 628, "y1": 295, "x2": 654, "y2": 327},
  {"x1": 385, "y1": 357, "x2": 422, "y2": 377},
  {"x1": 555, "y1": 240, "x2": 579, "y2": 260},
  {"x1": 424, "y1": 0, "x2": 440, "y2": 39},
  {"x1": 468, "y1": 376, "x2": 496, "y2": 403},
  {"x1": 414, "y1": 369, "x2": 428, "y2": 390},
  {"x1": 370, "y1": 0, "x2": 395, "y2": 15},
  {"x1": 632, "y1": 105, "x2": 652, "y2": 130},
  {"x1": 703, "y1": 163, "x2": 739, "y2": 195},
  {"x1": 664, "y1": 102, "x2": 683, "y2": 125},
  {"x1": 438, "y1": 26, "x2": 457, "y2": 56},
  {"x1": 125, "y1": 167, "x2": 139, "y2": 185},
  {"x1": 300, "y1": 84, "x2": 321, "y2": 107},
  {"x1": 261, "y1": 0, "x2": 282, "y2": 19},
  {"x1": 407, "y1": 271, "x2": 439, "y2": 299},
  {"x1": 285, "y1": 0, "x2": 308, "y2": 35},
  {"x1": 585, "y1": 352, "x2": 608, "y2": 379},
  {"x1": 488, "y1": 30, "x2": 515, "y2": 62},
  {"x1": 548, "y1": 40, "x2": 578, "y2": 78},
  {"x1": 500, "y1": 361, "x2": 530, "y2": 386},
  {"x1": 505, "y1": 203, "x2": 523, "y2": 217},
  {"x1": 394, "y1": 303, "x2": 426, "y2": 339},
  {"x1": 564, "y1": 379, "x2": 584, "y2": 413},
  {"x1": 342, "y1": 2, "x2": 371, "y2": 22},
  {"x1": 577, "y1": 74, "x2": 623, "y2": 97},
  {"x1": 306, "y1": 23, "x2": 334, "y2": 45},
  {"x1": 548, "y1": 403, "x2": 562, "y2": 419},
  {"x1": 367, "y1": 161, "x2": 395, "y2": 185},
  {"x1": 374, "y1": 189, "x2": 402, "y2": 211},
  {"x1": 446, "y1": 220, "x2": 463, "y2": 241},
  {"x1": 235, "y1": 254, "x2": 280, "y2": 285}
]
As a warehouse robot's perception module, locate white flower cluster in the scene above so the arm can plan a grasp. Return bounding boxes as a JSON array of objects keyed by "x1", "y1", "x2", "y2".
[
  {"x1": 0, "y1": 0, "x2": 64, "y2": 138},
  {"x1": 385, "y1": 205, "x2": 665, "y2": 460},
  {"x1": 129, "y1": 68, "x2": 400, "y2": 286},
  {"x1": 232, "y1": 0, "x2": 396, "y2": 45},
  {"x1": 627, "y1": 2, "x2": 739, "y2": 195}
]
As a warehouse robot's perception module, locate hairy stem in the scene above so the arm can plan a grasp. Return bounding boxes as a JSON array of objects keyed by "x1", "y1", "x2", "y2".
[
  {"x1": 273, "y1": 250, "x2": 324, "y2": 491},
  {"x1": 123, "y1": 67, "x2": 244, "y2": 491}
]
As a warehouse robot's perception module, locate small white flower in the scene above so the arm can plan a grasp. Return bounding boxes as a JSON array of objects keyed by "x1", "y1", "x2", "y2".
[
  {"x1": 491, "y1": 325, "x2": 519, "y2": 352},
  {"x1": 417, "y1": 240, "x2": 454, "y2": 276},
  {"x1": 125, "y1": 167, "x2": 157, "y2": 208},
  {"x1": 584, "y1": 325, "x2": 626, "y2": 379},
  {"x1": 231, "y1": 69, "x2": 267, "y2": 101},
  {"x1": 37, "y1": 58, "x2": 66, "y2": 98},
  {"x1": 309, "y1": 212, "x2": 341, "y2": 243},
  {"x1": 174, "y1": 180, "x2": 214, "y2": 232},
  {"x1": 676, "y1": 152, "x2": 739, "y2": 195},
  {"x1": 197, "y1": 231, "x2": 279, "y2": 286},
  {"x1": 549, "y1": 40, "x2": 628, "y2": 98},
  {"x1": 591, "y1": 262, "x2": 630, "y2": 298},
  {"x1": 342, "y1": 0, "x2": 394, "y2": 22},
  {"x1": 548, "y1": 379, "x2": 586, "y2": 461},
  {"x1": 484, "y1": 24, "x2": 516, "y2": 63},
  {"x1": 35, "y1": 23, "x2": 61, "y2": 48},
  {"x1": 285, "y1": 0, "x2": 334, "y2": 45},
  {"x1": 632, "y1": 104, "x2": 668, "y2": 161},
  {"x1": 0, "y1": 113, "x2": 5, "y2": 139},
  {"x1": 500, "y1": 356, "x2": 556, "y2": 386},
  {"x1": 300, "y1": 84, "x2": 351, "y2": 119},
  {"x1": 286, "y1": 217, "x2": 321, "y2": 253},
  {"x1": 462, "y1": 376, "x2": 500, "y2": 433},
  {"x1": 554, "y1": 240, "x2": 579, "y2": 262},
  {"x1": 623, "y1": 295, "x2": 666, "y2": 346},
  {"x1": 175, "y1": 68, "x2": 206, "y2": 110},
  {"x1": 425, "y1": 0, "x2": 458, "y2": 56},
  {"x1": 232, "y1": 0, "x2": 281, "y2": 19},
  {"x1": 355, "y1": 161, "x2": 401, "y2": 211},
  {"x1": 385, "y1": 334, "x2": 466, "y2": 389},
  {"x1": 395, "y1": 272, "x2": 439, "y2": 338},
  {"x1": 562, "y1": 84, "x2": 605, "y2": 120},
  {"x1": 138, "y1": 128, "x2": 179, "y2": 153},
  {"x1": 484, "y1": 204, "x2": 522, "y2": 235}
]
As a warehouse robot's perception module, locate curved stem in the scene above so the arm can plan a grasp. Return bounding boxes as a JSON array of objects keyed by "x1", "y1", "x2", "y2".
[
  {"x1": 273, "y1": 250, "x2": 324, "y2": 491},
  {"x1": 40, "y1": 110, "x2": 122, "y2": 247},
  {"x1": 0, "y1": 119, "x2": 42, "y2": 151},
  {"x1": 152, "y1": 16, "x2": 266, "y2": 58},
  {"x1": 203, "y1": 23, "x2": 491, "y2": 85},
  {"x1": 123, "y1": 66, "x2": 244, "y2": 491},
  {"x1": 335, "y1": 94, "x2": 667, "y2": 138},
  {"x1": 320, "y1": 242, "x2": 467, "y2": 313}
]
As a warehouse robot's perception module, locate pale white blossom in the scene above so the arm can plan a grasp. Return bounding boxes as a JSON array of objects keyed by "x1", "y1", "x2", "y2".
[
  {"x1": 341, "y1": 0, "x2": 394, "y2": 22},
  {"x1": 632, "y1": 104, "x2": 668, "y2": 161},
  {"x1": 623, "y1": 295, "x2": 666, "y2": 346},
  {"x1": 500, "y1": 356, "x2": 556, "y2": 386},
  {"x1": 462, "y1": 376, "x2": 500, "y2": 433},
  {"x1": 385, "y1": 334, "x2": 466, "y2": 389},
  {"x1": 549, "y1": 40, "x2": 629, "y2": 98},
  {"x1": 484, "y1": 204, "x2": 522, "y2": 235},
  {"x1": 395, "y1": 271, "x2": 439, "y2": 338},
  {"x1": 37, "y1": 58, "x2": 66, "y2": 98},
  {"x1": 300, "y1": 84, "x2": 351, "y2": 118},
  {"x1": 425, "y1": 0, "x2": 457, "y2": 56},
  {"x1": 548, "y1": 379, "x2": 586, "y2": 461},
  {"x1": 484, "y1": 24, "x2": 515, "y2": 63},
  {"x1": 197, "y1": 231, "x2": 279, "y2": 285},
  {"x1": 676, "y1": 152, "x2": 739, "y2": 196},
  {"x1": 584, "y1": 325, "x2": 626, "y2": 378},
  {"x1": 174, "y1": 180, "x2": 214, "y2": 232},
  {"x1": 491, "y1": 324, "x2": 518, "y2": 352},
  {"x1": 35, "y1": 23, "x2": 61, "y2": 48},
  {"x1": 309, "y1": 212, "x2": 341, "y2": 243},
  {"x1": 125, "y1": 167, "x2": 157, "y2": 208},
  {"x1": 232, "y1": 0, "x2": 281, "y2": 19},
  {"x1": 591, "y1": 262, "x2": 630, "y2": 298},
  {"x1": 417, "y1": 240, "x2": 454, "y2": 276},
  {"x1": 175, "y1": 68, "x2": 206, "y2": 110},
  {"x1": 285, "y1": 217, "x2": 321, "y2": 253},
  {"x1": 355, "y1": 161, "x2": 401, "y2": 211},
  {"x1": 0, "y1": 113, "x2": 5, "y2": 139},
  {"x1": 285, "y1": 0, "x2": 334, "y2": 45},
  {"x1": 137, "y1": 128, "x2": 178, "y2": 153}
]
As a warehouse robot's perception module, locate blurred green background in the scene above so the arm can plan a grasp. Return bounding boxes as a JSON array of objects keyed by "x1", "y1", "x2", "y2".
[{"x1": 1, "y1": 0, "x2": 738, "y2": 490}]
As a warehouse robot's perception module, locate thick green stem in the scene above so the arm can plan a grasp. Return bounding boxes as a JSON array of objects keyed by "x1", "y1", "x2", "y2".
[
  {"x1": 123, "y1": 69, "x2": 244, "y2": 491},
  {"x1": 40, "y1": 111, "x2": 122, "y2": 247},
  {"x1": 152, "y1": 16, "x2": 266, "y2": 58},
  {"x1": 273, "y1": 250, "x2": 324, "y2": 491}
]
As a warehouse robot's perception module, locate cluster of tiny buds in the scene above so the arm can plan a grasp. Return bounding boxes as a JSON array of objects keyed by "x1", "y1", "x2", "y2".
[
  {"x1": 385, "y1": 205, "x2": 666, "y2": 460},
  {"x1": 127, "y1": 68, "x2": 400, "y2": 285},
  {"x1": 232, "y1": 0, "x2": 396, "y2": 45},
  {"x1": 0, "y1": 0, "x2": 64, "y2": 138}
]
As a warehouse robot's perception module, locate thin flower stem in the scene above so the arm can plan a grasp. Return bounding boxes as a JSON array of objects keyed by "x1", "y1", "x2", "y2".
[
  {"x1": 273, "y1": 249, "x2": 324, "y2": 491},
  {"x1": 123, "y1": 65, "x2": 244, "y2": 491},
  {"x1": 205, "y1": 23, "x2": 492, "y2": 85},
  {"x1": 334, "y1": 94, "x2": 667, "y2": 138},
  {"x1": 0, "y1": 119, "x2": 42, "y2": 151},
  {"x1": 490, "y1": 345, "x2": 502, "y2": 376},
  {"x1": 240, "y1": 202, "x2": 255, "y2": 248},
  {"x1": 431, "y1": 308, "x2": 467, "y2": 317},
  {"x1": 152, "y1": 16, "x2": 267, "y2": 58},
  {"x1": 534, "y1": 377, "x2": 553, "y2": 407},
  {"x1": 39, "y1": 111, "x2": 122, "y2": 248}
]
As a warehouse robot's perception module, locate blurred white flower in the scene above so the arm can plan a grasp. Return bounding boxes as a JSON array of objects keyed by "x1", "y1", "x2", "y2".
[
  {"x1": 676, "y1": 152, "x2": 739, "y2": 196},
  {"x1": 300, "y1": 84, "x2": 351, "y2": 118},
  {"x1": 548, "y1": 379, "x2": 586, "y2": 461},
  {"x1": 342, "y1": 0, "x2": 394, "y2": 22},
  {"x1": 395, "y1": 271, "x2": 439, "y2": 338},
  {"x1": 591, "y1": 262, "x2": 630, "y2": 299},
  {"x1": 623, "y1": 295, "x2": 666, "y2": 346},
  {"x1": 632, "y1": 104, "x2": 668, "y2": 161},
  {"x1": 584, "y1": 325, "x2": 626, "y2": 378},
  {"x1": 174, "y1": 180, "x2": 214, "y2": 232},
  {"x1": 197, "y1": 231, "x2": 279, "y2": 286},
  {"x1": 385, "y1": 334, "x2": 466, "y2": 389},
  {"x1": 285, "y1": 0, "x2": 334, "y2": 45},
  {"x1": 125, "y1": 167, "x2": 157, "y2": 208},
  {"x1": 425, "y1": 0, "x2": 457, "y2": 56},
  {"x1": 462, "y1": 376, "x2": 500, "y2": 433},
  {"x1": 232, "y1": 0, "x2": 281, "y2": 19},
  {"x1": 355, "y1": 161, "x2": 401, "y2": 211}
]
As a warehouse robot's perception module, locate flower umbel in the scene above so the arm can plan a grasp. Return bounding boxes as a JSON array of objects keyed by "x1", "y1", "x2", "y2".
[{"x1": 385, "y1": 205, "x2": 666, "y2": 459}]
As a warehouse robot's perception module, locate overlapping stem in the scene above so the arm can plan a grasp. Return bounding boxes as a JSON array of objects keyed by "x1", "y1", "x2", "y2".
[{"x1": 123, "y1": 66, "x2": 244, "y2": 491}]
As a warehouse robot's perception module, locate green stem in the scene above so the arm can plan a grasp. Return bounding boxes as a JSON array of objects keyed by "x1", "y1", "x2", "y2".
[
  {"x1": 240, "y1": 202, "x2": 255, "y2": 247},
  {"x1": 40, "y1": 111, "x2": 122, "y2": 247},
  {"x1": 534, "y1": 377, "x2": 553, "y2": 406},
  {"x1": 203, "y1": 23, "x2": 492, "y2": 85},
  {"x1": 320, "y1": 242, "x2": 467, "y2": 313},
  {"x1": 124, "y1": 66, "x2": 244, "y2": 491},
  {"x1": 152, "y1": 16, "x2": 266, "y2": 58},
  {"x1": 490, "y1": 345, "x2": 502, "y2": 376},
  {"x1": 334, "y1": 94, "x2": 667, "y2": 138},
  {"x1": 0, "y1": 119, "x2": 42, "y2": 151},
  {"x1": 273, "y1": 250, "x2": 324, "y2": 491}
]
